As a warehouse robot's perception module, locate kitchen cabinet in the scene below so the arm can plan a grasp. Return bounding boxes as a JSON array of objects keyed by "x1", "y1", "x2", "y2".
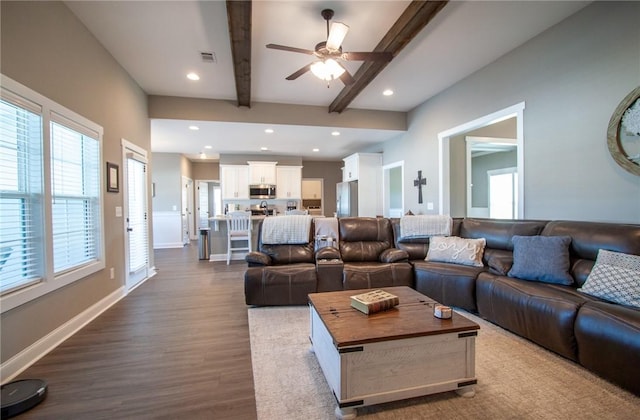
[
  {"x1": 276, "y1": 166, "x2": 302, "y2": 199},
  {"x1": 248, "y1": 161, "x2": 277, "y2": 185},
  {"x1": 302, "y1": 179, "x2": 322, "y2": 199},
  {"x1": 342, "y1": 154, "x2": 359, "y2": 182},
  {"x1": 220, "y1": 165, "x2": 249, "y2": 199}
]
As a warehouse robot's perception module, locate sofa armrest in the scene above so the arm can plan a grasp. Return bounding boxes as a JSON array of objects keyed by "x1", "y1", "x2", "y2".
[
  {"x1": 316, "y1": 246, "x2": 341, "y2": 261},
  {"x1": 245, "y1": 251, "x2": 272, "y2": 267},
  {"x1": 380, "y1": 248, "x2": 409, "y2": 263}
]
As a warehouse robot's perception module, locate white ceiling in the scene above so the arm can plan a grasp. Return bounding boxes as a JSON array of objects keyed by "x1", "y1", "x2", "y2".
[{"x1": 66, "y1": 0, "x2": 589, "y2": 161}]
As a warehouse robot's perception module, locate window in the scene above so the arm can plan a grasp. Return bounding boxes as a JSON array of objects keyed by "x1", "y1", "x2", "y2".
[
  {"x1": 0, "y1": 92, "x2": 44, "y2": 295},
  {"x1": 50, "y1": 119, "x2": 101, "y2": 273},
  {"x1": 1, "y1": 75, "x2": 104, "y2": 312}
]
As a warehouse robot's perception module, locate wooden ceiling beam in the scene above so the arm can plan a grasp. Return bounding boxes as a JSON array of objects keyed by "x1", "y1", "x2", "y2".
[
  {"x1": 329, "y1": 1, "x2": 449, "y2": 114},
  {"x1": 227, "y1": 0, "x2": 252, "y2": 107}
]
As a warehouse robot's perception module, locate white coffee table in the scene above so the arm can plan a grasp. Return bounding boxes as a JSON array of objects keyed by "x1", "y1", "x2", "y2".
[{"x1": 308, "y1": 286, "x2": 479, "y2": 419}]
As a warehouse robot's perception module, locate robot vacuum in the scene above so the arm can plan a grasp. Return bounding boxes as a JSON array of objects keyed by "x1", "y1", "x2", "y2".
[{"x1": 1, "y1": 379, "x2": 48, "y2": 418}]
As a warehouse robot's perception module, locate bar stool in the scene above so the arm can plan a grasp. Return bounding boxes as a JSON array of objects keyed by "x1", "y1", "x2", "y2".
[{"x1": 226, "y1": 211, "x2": 252, "y2": 265}]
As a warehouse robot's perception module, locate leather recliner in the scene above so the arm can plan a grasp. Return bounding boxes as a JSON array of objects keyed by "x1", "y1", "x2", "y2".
[
  {"x1": 244, "y1": 219, "x2": 317, "y2": 305},
  {"x1": 337, "y1": 217, "x2": 413, "y2": 290}
]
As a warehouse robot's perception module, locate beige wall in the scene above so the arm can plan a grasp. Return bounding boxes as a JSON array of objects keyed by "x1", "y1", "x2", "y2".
[
  {"x1": 1, "y1": 1, "x2": 150, "y2": 363},
  {"x1": 192, "y1": 162, "x2": 220, "y2": 181}
]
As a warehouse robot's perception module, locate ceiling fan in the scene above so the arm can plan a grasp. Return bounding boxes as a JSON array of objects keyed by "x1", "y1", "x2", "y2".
[{"x1": 266, "y1": 9, "x2": 393, "y2": 86}]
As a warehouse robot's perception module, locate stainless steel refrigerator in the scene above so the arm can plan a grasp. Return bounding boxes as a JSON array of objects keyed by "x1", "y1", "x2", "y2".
[{"x1": 336, "y1": 181, "x2": 358, "y2": 217}]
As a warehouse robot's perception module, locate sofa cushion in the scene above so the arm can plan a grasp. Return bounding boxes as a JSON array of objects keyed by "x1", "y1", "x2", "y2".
[
  {"x1": 476, "y1": 272, "x2": 591, "y2": 361},
  {"x1": 413, "y1": 261, "x2": 483, "y2": 312},
  {"x1": 578, "y1": 249, "x2": 640, "y2": 308},
  {"x1": 426, "y1": 236, "x2": 486, "y2": 267},
  {"x1": 575, "y1": 300, "x2": 640, "y2": 396},
  {"x1": 541, "y1": 221, "x2": 640, "y2": 286},
  {"x1": 485, "y1": 249, "x2": 513, "y2": 275},
  {"x1": 339, "y1": 217, "x2": 393, "y2": 262},
  {"x1": 460, "y1": 218, "x2": 547, "y2": 250},
  {"x1": 342, "y1": 262, "x2": 413, "y2": 290},
  {"x1": 244, "y1": 264, "x2": 317, "y2": 306},
  {"x1": 508, "y1": 235, "x2": 574, "y2": 285}
]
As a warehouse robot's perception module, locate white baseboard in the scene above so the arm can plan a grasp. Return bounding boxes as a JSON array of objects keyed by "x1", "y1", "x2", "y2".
[
  {"x1": 153, "y1": 242, "x2": 184, "y2": 249},
  {"x1": 0, "y1": 286, "x2": 126, "y2": 384}
]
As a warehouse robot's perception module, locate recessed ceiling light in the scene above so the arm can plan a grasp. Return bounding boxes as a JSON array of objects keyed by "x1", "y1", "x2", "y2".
[
  {"x1": 383, "y1": 89, "x2": 394, "y2": 96},
  {"x1": 188, "y1": 125, "x2": 199, "y2": 130},
  {"x1": 204, "y1": 145, "x2": 212, "y2": 149},
  {"x1": 331, "y1": 131, "x2": 340, "y2": 136},
  {"x1": 187, "y1": 72, "x2": 200, "y2": 81},
  {"x1": 264, "y1": 128, "x2": 274, "y2": 134},
  {"x1": 313, "y1": 148, "x2": 319, "y2": 152},
  {"x1": 261, "y1": 147, "x2": 269, "y2": 151}
]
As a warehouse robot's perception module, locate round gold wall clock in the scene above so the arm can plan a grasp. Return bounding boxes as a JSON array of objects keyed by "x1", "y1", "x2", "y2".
[{"x1": 607, "y1": 86, "x2": 640, "y2": 176}]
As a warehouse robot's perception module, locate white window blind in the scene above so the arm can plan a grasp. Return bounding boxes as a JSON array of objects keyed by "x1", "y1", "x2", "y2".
[
  {"x1": 0, "y1": 95, "x2": 44, "y2": 295},
  {"x1": 50, "y1": 121, "x2": 101, "y2": 274}
]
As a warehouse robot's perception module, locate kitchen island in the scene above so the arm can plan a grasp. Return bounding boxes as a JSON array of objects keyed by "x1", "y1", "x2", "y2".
[{"x1": 206, "y1": 215, "x2": 268, "y2": 262}]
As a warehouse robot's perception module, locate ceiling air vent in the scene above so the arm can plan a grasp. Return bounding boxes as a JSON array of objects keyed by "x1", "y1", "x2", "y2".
[{"x1": 200, "y1": 52, "x2": 216, "y2": 63}]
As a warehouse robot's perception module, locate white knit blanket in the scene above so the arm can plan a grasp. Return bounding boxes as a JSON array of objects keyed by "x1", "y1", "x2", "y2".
[
  {"x1": 261, "y1": 215, "x2": 312, "y2": 244},
  {"x1": 400, "y1": 215, "x2": 452, "y2": 239},
  {"x1": 314, "y1": 217, "x2": 339, "y2": 241}
]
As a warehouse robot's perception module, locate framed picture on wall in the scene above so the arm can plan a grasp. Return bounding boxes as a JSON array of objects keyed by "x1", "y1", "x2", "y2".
[{"x1": 106, "y1": 162, "x2": 119, "y2": 193}]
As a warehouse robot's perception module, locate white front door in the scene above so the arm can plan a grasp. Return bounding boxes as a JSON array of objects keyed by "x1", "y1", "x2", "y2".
[
  {"x1": 122, "y1": 140, "x2": 149, "y2": 291},
  {"x1": 181, "y1": 177, "x2": 193, "y2": 244}
]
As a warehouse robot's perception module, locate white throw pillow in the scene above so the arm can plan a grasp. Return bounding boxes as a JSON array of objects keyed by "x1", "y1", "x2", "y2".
[
  {"x1": 426, "y1": 236, "x2": 486, "y2": 267},
  {"x1": 579, "y1": 249, "x2": 640, "y2": 308}
]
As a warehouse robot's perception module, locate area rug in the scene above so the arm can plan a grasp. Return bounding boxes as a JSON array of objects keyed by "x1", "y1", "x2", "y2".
[{"x1": 248, "y1": 306, "x2": 639, "y2": 419}]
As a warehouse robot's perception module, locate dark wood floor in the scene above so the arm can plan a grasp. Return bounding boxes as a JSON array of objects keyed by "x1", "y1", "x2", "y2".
[{"x1": 14, "y1": 245, "x2": 257, "y2": 419}]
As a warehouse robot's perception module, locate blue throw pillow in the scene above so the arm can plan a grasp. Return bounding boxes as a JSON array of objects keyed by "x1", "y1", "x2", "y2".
[{"x1": 507, "y1": 235, "x2": 574, "y2": 285}]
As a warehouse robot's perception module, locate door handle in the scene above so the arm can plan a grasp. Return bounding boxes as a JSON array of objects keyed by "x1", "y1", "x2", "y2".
[{"x1": 126, "y1": 227, "x2": 133, "y2": 232}]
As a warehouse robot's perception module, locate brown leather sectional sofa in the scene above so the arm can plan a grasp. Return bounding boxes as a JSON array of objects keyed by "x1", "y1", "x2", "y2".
[{"x1": 244, "y1": 216, "x2": 640, "y2": 396}]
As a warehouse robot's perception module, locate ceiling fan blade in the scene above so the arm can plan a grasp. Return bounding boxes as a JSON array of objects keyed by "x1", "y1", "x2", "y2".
[
  {"x1": 285, "y1": 63, "x2": 312, "y2": 81},
  {"x1": 266, "y1": 44, "x2": 315, "y2": 55},
  {"x1": 326, "y1": 22, "x2": 349, "y2": 51},
  {"x1": 341, "y1": 51, "x2": 393, "y2": 62},
  {"x1": 339, "y1": 68, "x2": 355, "y2": 86}
]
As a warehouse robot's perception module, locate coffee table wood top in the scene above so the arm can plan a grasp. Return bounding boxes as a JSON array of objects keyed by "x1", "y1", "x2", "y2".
[{"x1": 308, "y1": 286, "x2": 480, "y2": 348}]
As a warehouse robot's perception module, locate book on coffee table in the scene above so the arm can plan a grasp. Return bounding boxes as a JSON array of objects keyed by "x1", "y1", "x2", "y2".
[{"x1": 350, "y1": 289, "x2": 399, "y2": 314}]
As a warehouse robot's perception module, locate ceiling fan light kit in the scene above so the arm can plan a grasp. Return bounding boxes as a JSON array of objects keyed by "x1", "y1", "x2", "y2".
[
  {"x1": 266, "y1": 8, "x2": 393, "y2": 86},
  {"x1": 310, "y1": 59, "x2": 345, "y2": 82}
]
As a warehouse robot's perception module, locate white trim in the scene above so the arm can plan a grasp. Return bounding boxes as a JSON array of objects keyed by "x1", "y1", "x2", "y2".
[
  {"x1": 438, "y1": 102, "x2": 525, "y2": 218},
  {"x1": 0, "y1": 286, "x2": 126, "y2": 384},
  {"x1": 382, "y1": 160, "x2": 405, "y2": 218}
]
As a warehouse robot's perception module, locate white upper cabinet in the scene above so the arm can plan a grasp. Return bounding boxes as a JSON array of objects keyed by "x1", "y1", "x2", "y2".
[
  {"x1": 276, "y1": 166, "x2": 302, "y2": 199},
  {"x1": 248, "y1": 161, "x2": 277, "y2": 185},
  {"x1": 220, "y1": 165, "x2": 249, "y2": 199},
  {"x1": 342, "y1": 154, "x2": 360, "y2": 182},
  {"x1": 302, "y1": 179, "x2": 322, "y2": 199}
]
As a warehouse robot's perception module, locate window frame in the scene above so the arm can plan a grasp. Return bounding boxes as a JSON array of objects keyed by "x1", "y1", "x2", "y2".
[{"x1": 1, "y1": 75, "x2": 105, "y2": 313}]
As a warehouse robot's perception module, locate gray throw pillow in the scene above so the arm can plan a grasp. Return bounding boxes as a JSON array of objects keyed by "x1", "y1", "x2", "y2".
[{"x1": 507, "y1": 235, "x2": 574, "y2": 285}]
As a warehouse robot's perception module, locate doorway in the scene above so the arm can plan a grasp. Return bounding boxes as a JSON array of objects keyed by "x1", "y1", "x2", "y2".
[
  {"x1": 196, "y1": 180, "x2": 222, "y2": 227},
  {"x1": 466, "y1": 136, "x2": 517, "y2": 218},
  {"x1": 383, "y1": 161, "x2": 404, "y2": 217},
  {"x1": 122, "y1": 139, "x2": 150, "y2": 291},
  {"x1": 438, "y1": 102, "x2": 525, "y2": 219}
]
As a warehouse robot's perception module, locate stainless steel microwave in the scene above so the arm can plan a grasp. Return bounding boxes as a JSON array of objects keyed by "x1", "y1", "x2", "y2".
[{"x1": 249, "y1": 184, "x2": 276, "y2": 199}]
